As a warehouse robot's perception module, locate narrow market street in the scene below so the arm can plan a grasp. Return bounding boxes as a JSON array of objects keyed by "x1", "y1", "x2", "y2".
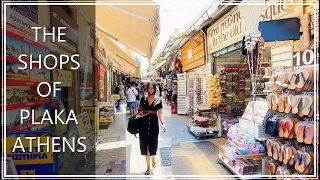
[{"x1": 60, "y1": 100, "x2": 232, "y2": 176}]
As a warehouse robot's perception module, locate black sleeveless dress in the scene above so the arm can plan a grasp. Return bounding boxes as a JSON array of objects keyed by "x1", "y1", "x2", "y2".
[{"x1": 138, "y1": 96, "x2": 163, "y2": 156}]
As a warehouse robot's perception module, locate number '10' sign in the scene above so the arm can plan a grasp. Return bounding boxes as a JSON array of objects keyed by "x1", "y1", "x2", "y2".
[{"x1": 293, "y1": 50, "x2": 317, "y2": 67}]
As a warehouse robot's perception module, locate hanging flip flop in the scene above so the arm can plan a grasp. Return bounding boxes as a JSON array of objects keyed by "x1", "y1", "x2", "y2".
[
  {"x1": 307, "y1": 98, "x2": 314, "y2": 117},
  {"x1": 278, "y1": 120, "x2": 285, "y2": 138},
  {"x1": 284, "y1": 119, "x2": 294, "y2": 138},
  {"x1": 289, "y1": 146, "x2": 297, "y2": 165},
  {"x1": 272, "y1": 94, "x2": 279, "y2": 111},
  {"x1": 304, "y1": 123, "x2": 314, "y2": 144},
  {"x1": 268, "y1": 94, "x2": 273, "y2": 110},
  {"x1": 307, "y1": 70, "x2": 314, "y2": 91},
  {"x1": 266, "y1": 160, "x2": 276, "y2": 175},
  {"x1": 288, "y1": 73, "x2": 297, "y2": 90},
  {"x1": 278, "y1": 142, "x2": 284, "y2": 162},
  {"x1": 284, "y1": 94, "x2": 293, "y2": 114},
  {"x1": 298, "y1": 99, "x2": 305, "y2": 117},
  {"x1": 298, "y1": 151, "x2": 311, "y2": 173},
  {"x1": 291, "y1": 95, "x2": 301, "y2": 114},
  {"x1": 303, "y1": 69, "x2": 313, "y2": 90},
  {"x1": 273, "y1": 141, "x2": 280, "y2": 161},
  {"x1": 302, "y1": 96, "x2": 313, "y2": 116},
  {"x1": 266, "y1": 139, "x2": 274, "y2": 157},
  {"x1": 295, "y1": 122, "x2": 306, "y2": 143},
  {"x1": 282, "y1": 145, "x2": 293, "y2": 165},
  {"x1": 278, "y1": 94, "x2": 285, "y2": 112},
  {"x1": 304, "y1": 152, "x2": 314, "y2": 175},
  {"x1": 289, "y1": 119, "x2": 299, "y2": 139},
  {"x1": 296, "y1": 70, "x2": 309, "y2": 90}
]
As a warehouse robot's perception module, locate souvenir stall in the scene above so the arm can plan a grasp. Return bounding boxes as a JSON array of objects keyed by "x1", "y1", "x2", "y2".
[{"x1": 212, "y1": 1, "x2": 318, "y2": 177}]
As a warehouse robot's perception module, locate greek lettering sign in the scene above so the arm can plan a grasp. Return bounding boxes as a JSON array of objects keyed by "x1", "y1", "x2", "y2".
[
  {"x1": 6, "y1": 137, "x2": 54, "y2": 175},
  {"x1": 207, "y1": 2, "x2": 302, "y2": 53}
]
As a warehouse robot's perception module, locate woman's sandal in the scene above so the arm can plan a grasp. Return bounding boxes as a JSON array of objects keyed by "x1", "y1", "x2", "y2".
[
  {"x1": 272, "y1": 94, "x2": 278, "y2": 111},
  {"x1": 278, "y1": 94, "x2": 285, "y2": 112},
  {"x1": 284, "y1": 94, "x2": 293, "y2": 113},
  {"x1": 307, "y1": 99, "x2": 314, "y2": 117},
  {"x1": 282, "y1": 145, "x2": 293, "y2": 165},
  {"x1": 152, "y1": 162, "x2": 156, "y2": 168},
  {"x1": 304, "y1": 123, "x2": 314, "y2": 144},
  {"x1": 291, "y1": 95, "x2": 301, "y2": 114},
  {"x1": 288, "y1": 73, "x2": 297, "y2": 90},
  {"x1": 302, "y1": 96, "x2": 313, "y2": 116},
  {"x1": 284, "y1": 119, "x2": 294, "y2": 138},
  {"x1": 296, "y1": 70, "x2": 309, "y2": 90},
  {"x1": 289, "y1": 146, "x2": 297, "y2": 165},
  {"x1": 278, "y1": 120, "x2": 285, "y2": 138},
  {"x1": 145, "y1": 169, "x2": 150, "y2": 175},
  {"x1": 273, "y1": 141, "x2": 281, "y2": 161},
  {"x1": 266, "y1": 139, "x2": 274, "y2": 157},
  {"x1": 268, "y1": 94, "x2": 273, "y2": 109},
  {"x1": 295, "y1": 122, "x2": 305, "y2": 143}
]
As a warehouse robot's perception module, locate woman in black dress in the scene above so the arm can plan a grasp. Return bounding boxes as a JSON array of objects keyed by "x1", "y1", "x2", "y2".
[{"x1": 138, "y1": 82, "x2": 166, "y2": 175}]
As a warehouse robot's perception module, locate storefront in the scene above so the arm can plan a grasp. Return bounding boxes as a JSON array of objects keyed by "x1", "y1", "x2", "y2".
[
  {"x1": 202, "y1": 2, "x2": 318, "y2": 177},
  {"x1": 179, "y1": 31, "x2": 207, "y2": 115}
]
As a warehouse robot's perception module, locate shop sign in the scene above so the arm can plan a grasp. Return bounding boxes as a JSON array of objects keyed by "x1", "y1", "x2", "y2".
[
  {"x1": 6, "y1": 137, "x2": 54, "y2": 175},
  {"x1": 10, "y1": 0, "x2": 38, "y2": 23},
  {"x1": 293, "y1": 50, "x2": 316, "y2": 67},
  {"x1": 52, "y1": 69, "x2": 72, "y2": 87},
  {"x1": 99, "y1": 64, "x2": 105, "y2": 99},
  {"x1": 50, "y1": 6, "x2": 79, "y2": 45},
  {"x1": 6, "y1": 8, "x2": 48, "y2": 49},
  {"x1": 81, "y1": 107, "x2": 99, "y2": 134},
  {"x1": 207, "y1": 1, "x2": 302, "y2": 54},
  {"x1": 74, "y1": 112, "x2": 95, "y2": 153}
]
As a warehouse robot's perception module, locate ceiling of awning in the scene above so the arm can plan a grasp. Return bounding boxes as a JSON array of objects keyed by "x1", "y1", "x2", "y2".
[
  {"x1": 95, "y1": 29, "x2": 140, "y2": 76},
  {"x1": 81, "y1": 1, "x2": 160, "y2": 60}
]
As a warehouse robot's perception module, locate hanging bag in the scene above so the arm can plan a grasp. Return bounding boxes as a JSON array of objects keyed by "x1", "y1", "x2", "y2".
[{"x1": 127, "y1": 113, "x2": 148, "y2": 137}]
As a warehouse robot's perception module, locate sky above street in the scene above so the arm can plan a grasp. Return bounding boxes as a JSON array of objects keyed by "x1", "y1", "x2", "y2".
[{"x1": 153, "y1": 2, "x2": 209, "y2": 55}]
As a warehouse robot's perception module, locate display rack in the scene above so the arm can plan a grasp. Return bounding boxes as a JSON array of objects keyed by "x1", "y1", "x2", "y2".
[
  {"x1": 177, "y1": 73, "x2": 187, "y2": 114},
  {"x1": 186, "y1": 108, "x2": 219, "y2": 139},
  {"x1": 217, "y1": 146, "x2": 263, "y2": 177}
]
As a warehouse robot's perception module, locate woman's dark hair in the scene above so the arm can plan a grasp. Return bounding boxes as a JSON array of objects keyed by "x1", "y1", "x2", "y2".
[{"x1": 147, "y1": 82, "x2": 157, "y2": 95}]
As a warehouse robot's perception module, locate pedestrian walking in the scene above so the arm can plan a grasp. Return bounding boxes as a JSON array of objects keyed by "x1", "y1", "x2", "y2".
[
  {"x1": 172, "y1": 82, "x2": 177, "y2": 103},
  {"x1": 126, "y1": 81, "x2": 138, "y2": 117},
  {"x1": 166, "y1": 86, "x2": 172, "y2": 105},
  {"x1": 135, "y1": 82, "x2": 141, "y2": 114},
  {"x1": 137, "y1": 82, "x2": 166, "y2": 175},
  {"x1": 119, "y1": 82, "x2": 125, "y2": 100}
]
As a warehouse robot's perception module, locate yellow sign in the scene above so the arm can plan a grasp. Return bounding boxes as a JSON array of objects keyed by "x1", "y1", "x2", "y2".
[
  {"x1": 76, "y1": 112, "x2": 95, "y2": 154},
  {"x1": 111, "y1": 94, "x2": 120, "y2": 100},
  {"x1": 6, "y1": 137, "x2": 54, "y2": 165},
  {"x1": 207, "y1": 1, "x2": 302, "y2": 53},
  {"x1": 81, "y1": 106, "x2": 99, "y2": 133}
]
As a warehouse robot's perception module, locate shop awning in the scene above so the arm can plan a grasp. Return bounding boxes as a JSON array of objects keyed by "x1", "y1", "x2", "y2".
[
  {"x1": 96, "y1": 30, "x2": 140, "y2": 77},
  {"x1": 81, "y1": 1, "x2": 160, "y2": 60}
]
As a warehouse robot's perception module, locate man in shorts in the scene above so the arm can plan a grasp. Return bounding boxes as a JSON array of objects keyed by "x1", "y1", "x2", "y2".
[{"x1": 126, "y1": 82, "x2": 138, "y2": 117}]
